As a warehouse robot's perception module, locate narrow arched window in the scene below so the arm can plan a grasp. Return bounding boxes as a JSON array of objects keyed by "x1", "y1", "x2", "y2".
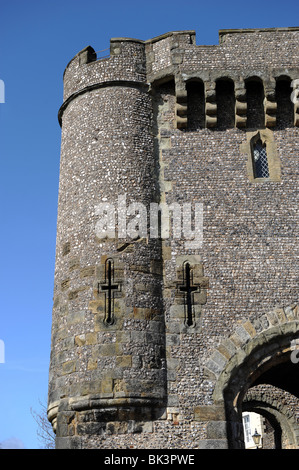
[
  {"x1": 216, "y1": 78, "x2": 235, "y2": 129},
  {"x1": 99, "y1": 258, "x2": 119, "y2": 325},
  {"x1": 186, "y1": 80, "x2": 205, "y2": 130},
  {"x1": 252, "y1": 139, "x2": 269, "y2": 179},
  {"x1": 246, "y1": 78, "x2": 265, "y2": 129},
  {"x1": 276, "y1": 77, "x2": 294, "y2": 128},
  {"x1": 179, "y1": 262, "x2": 198, "y2": 326}
]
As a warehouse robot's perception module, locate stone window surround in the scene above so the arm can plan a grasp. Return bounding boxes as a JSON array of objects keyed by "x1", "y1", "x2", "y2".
[{"x1": 241, "y1": 128, "x2": 281, "y2": 183}]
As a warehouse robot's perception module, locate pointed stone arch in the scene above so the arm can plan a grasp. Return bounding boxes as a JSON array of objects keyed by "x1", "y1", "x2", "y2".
[
  {"x1": 243, "y1": 385, "x2": 299, "y2": 449},
  {"x1": 200, "y1": 303, "x2": 299, "y2": 448}
]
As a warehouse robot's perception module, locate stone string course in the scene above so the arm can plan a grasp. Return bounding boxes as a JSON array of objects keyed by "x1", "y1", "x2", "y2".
[{"x1": 48, "y1": 27, "x2": 299, "y2": 449}]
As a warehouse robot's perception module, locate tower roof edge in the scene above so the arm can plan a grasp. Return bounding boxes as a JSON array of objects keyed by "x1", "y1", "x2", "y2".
[{"x1": 219, "y1": 26, "x2": 299, "y2": 36}]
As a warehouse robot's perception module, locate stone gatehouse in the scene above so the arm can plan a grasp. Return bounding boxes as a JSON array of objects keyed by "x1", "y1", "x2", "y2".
[{"x1": 48, "y1": 27, "x2": 299, "y2": 449}]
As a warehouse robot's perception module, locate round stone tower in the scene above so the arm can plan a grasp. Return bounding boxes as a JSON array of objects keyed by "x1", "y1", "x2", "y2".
[{"x1": 48, "y1": 39, "x2": 166, "y2": 448}]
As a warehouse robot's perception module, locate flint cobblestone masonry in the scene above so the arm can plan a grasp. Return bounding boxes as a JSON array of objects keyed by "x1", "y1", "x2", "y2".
[{"x1": 49, "y1": 27, "x2": 299, "y2": 449}]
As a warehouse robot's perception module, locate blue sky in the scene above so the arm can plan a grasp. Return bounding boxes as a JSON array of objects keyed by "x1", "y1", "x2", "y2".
[{"x1": 0, "y1": 0, "x2": 298, "y2": 450}]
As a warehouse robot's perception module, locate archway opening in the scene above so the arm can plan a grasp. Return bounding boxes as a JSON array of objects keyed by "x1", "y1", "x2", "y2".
[
  {"x1": 222, "y1": 334, "x2": 299, "y2": 449},
  {"x1": 242, "y1": 409, "x2": 279, "y2": 449}
]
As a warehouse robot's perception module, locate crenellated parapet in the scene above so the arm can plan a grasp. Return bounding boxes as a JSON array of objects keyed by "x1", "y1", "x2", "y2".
[
  {"x1": 61, "y1": 38, "x2": 147, "y2": 110},
  {"x1": 146, "y1": 27, "x2": 299, "y2": 131},
  {"x1": 58, "y1": 28, "x2": 299, "y2": 130}
]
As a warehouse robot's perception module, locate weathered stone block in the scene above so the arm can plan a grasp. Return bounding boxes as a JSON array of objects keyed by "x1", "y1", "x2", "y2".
[{"x1": 194, "y1": 405, "x2": 226, "y2": 421}]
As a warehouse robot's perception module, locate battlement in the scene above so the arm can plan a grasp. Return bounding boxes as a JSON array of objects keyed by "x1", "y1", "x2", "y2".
[{"x1": 59, "y1": 27, "x2": 299, "y2": 129}]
